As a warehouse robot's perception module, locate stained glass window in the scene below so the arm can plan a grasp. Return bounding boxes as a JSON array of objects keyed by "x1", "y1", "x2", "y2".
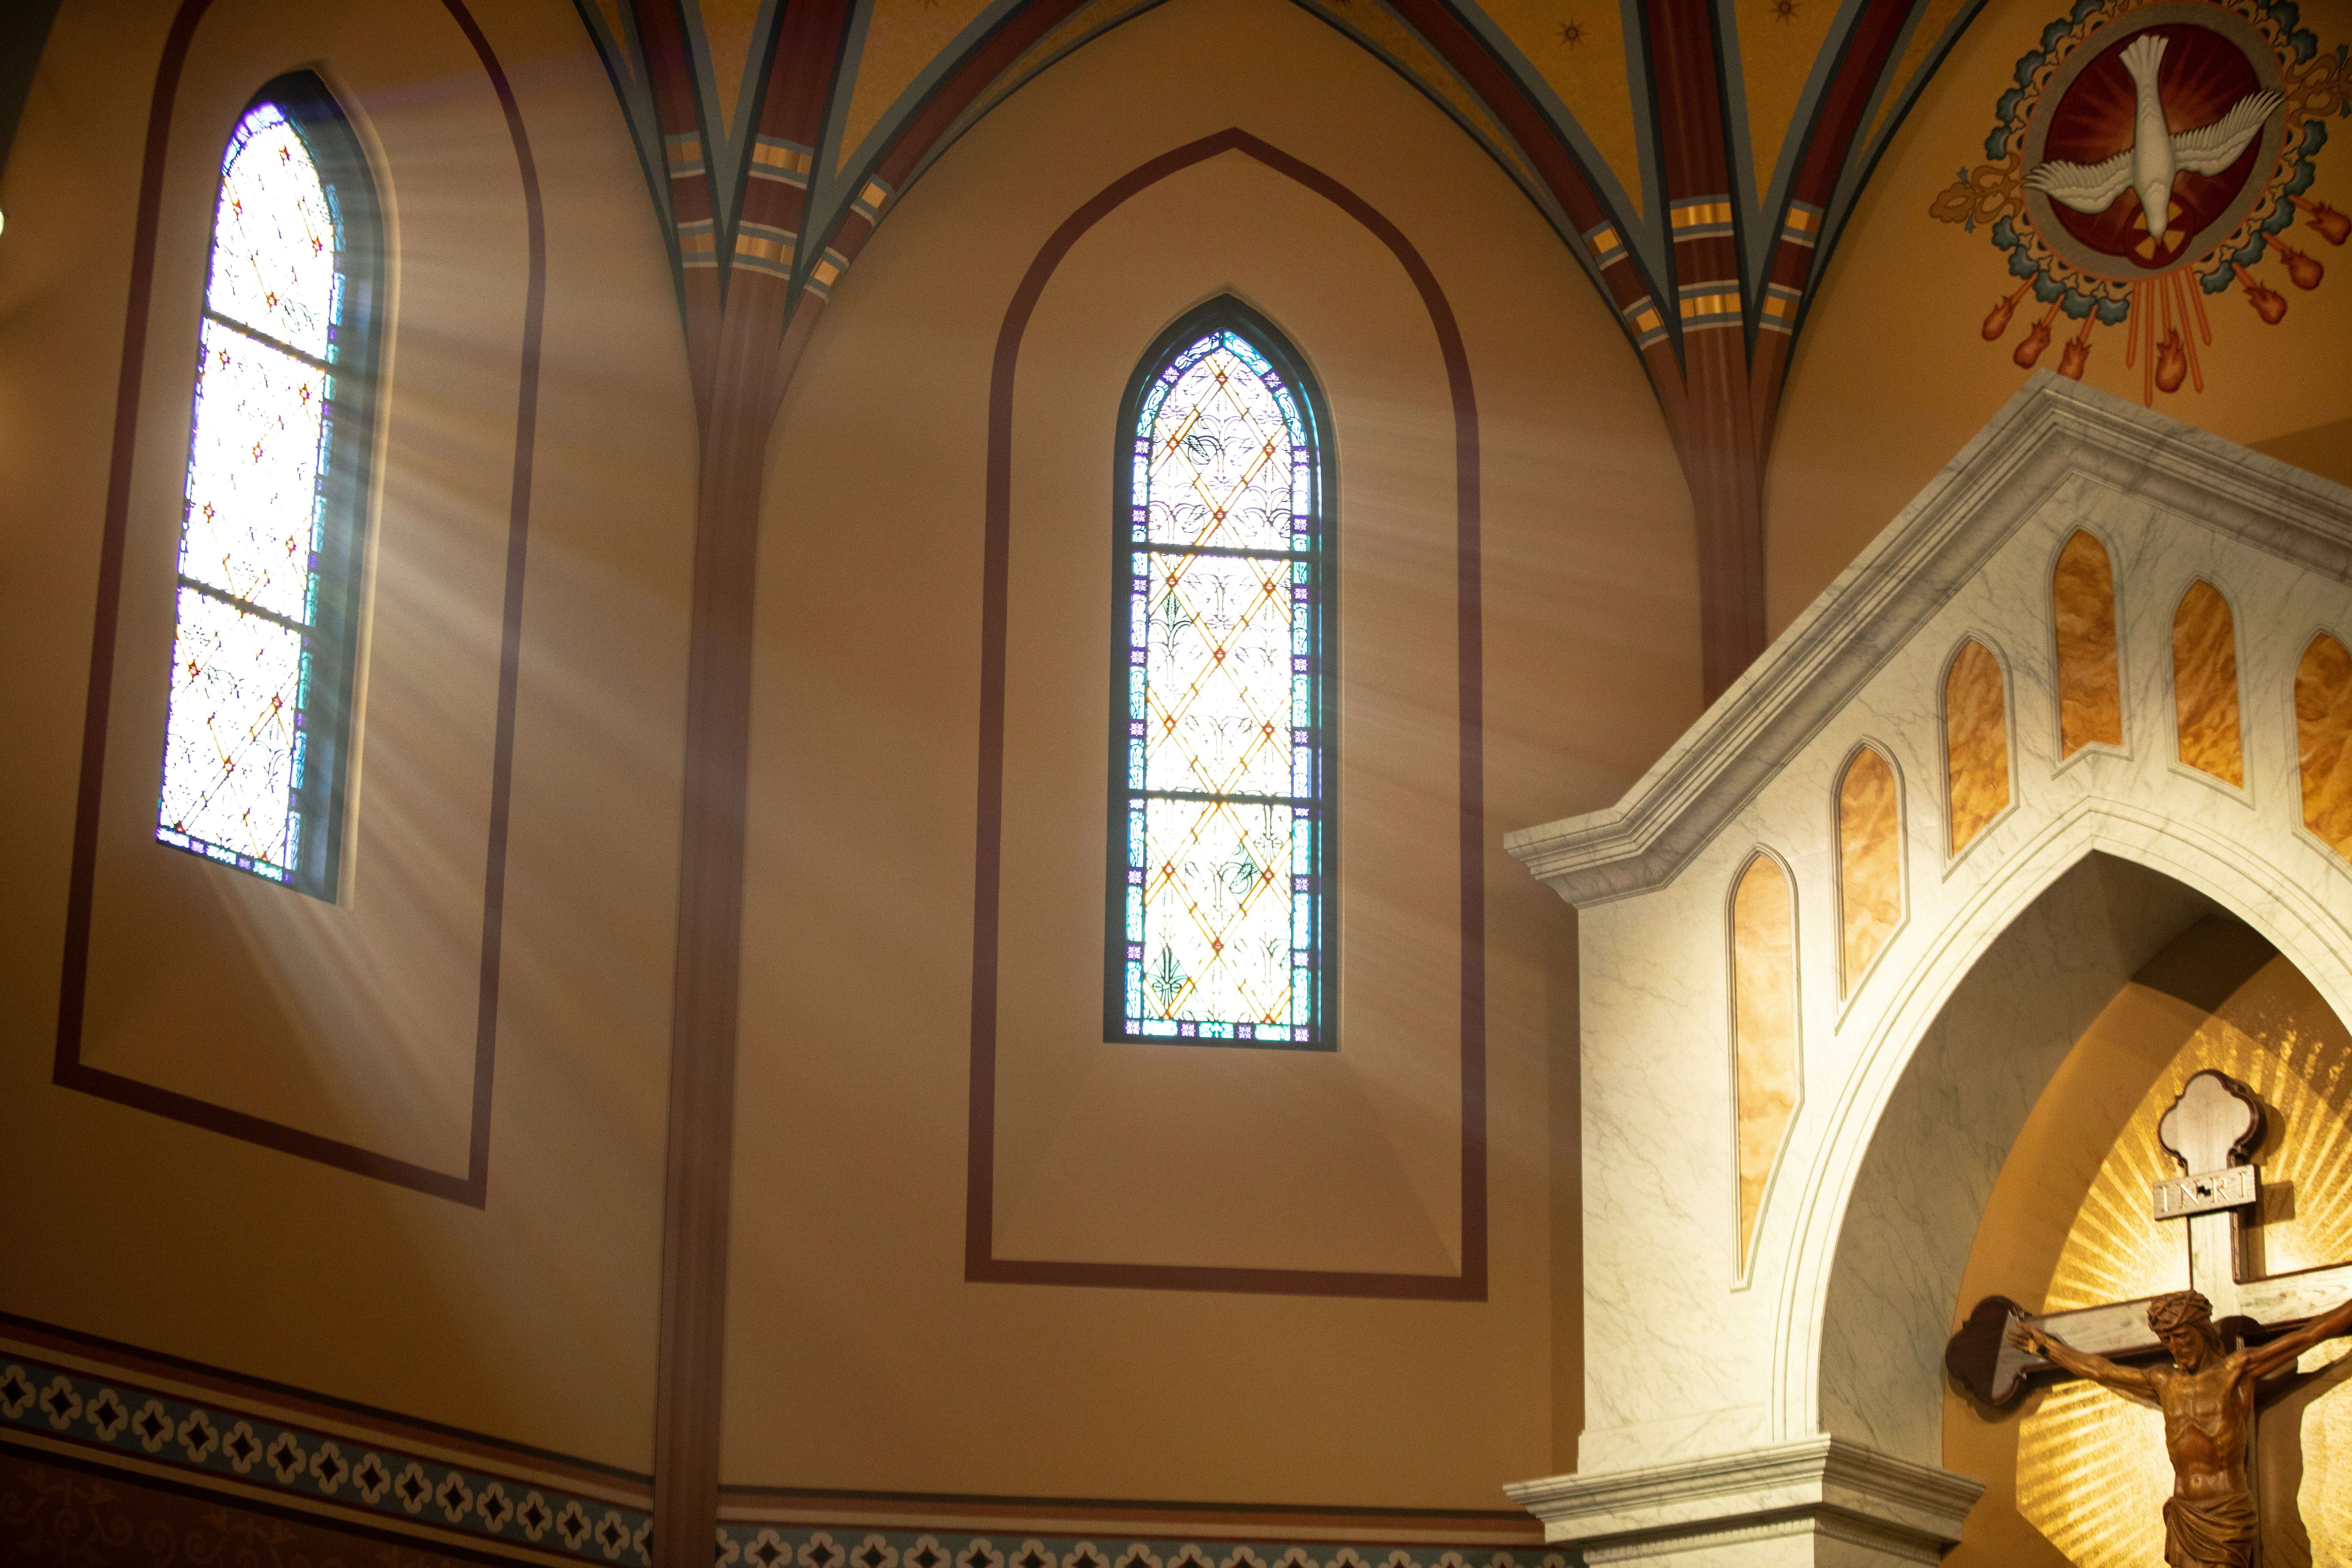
[
  {"x1": 158, "y1": 76, "x2": 380, "y2": 897},
  {"x1": 1107, "y1": 302, "x2": 1332, "y2": 1048}
]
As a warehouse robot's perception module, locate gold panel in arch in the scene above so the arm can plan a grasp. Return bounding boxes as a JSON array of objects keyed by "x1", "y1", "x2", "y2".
[
  {"x1": 1732, "y1": 854, "x2": 1798, "y2": 1272},
  {"x1": 1945, "y1": 639, "x2": 2010, "y2": 854},
  {"x1": 2173, "y1": 581, "x2": 2245, "y2": 787},
  {"x1": 1864, "y1": 0, "x2": 1970, "y2": 148},
  {"x1": 2297, "y1": 634, "x2": 2352, "y2": 858},
  {"x1": 2017, "y1": 955, "x2": 2352, "y2": 1567},
  {"x1": 701, "y1": 0, "x2": 766, "y2": 137},
  {"x1": 1836, "y1": 747, "x2": 1902, "y2": 996},
  {"x1": 1733, "y1": 0, "x2": 1837, "y2": 200},
  {"x1": 2054, "y1": 530, "x2": 2122, "y2": 758},
  {"x1": 1470, "y1": 0, "x2": 1645, "y2": 216},
  {"x1": 838, "y1": 0, "x2": 999, "y2": 172}
]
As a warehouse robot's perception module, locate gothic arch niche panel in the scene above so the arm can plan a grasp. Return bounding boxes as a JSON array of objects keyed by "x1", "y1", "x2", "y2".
[
  {"x1": 2172, "y1": 580, "x2": 2246, "y2": 788},
  {"x1": 1943, "y1": 638, "x2": 2012, "y2": 856},
  {"x1": 983, "y1": 145, "x2": 1476, "y2": 1284},
  {"x1": 2297, "y1": 634, "x2": 2352, "y2": 858},
  {"x1": 2052, "y1": 530, "x2": 2122, "y2": 759},
  {"x1": 1836, "y1": 744, "x2": 1904, "y2": 998},
  {"x1": 739, "y1": 0, "x2": 1701, "y2": 1497},
  {"x1": 63, "y1": 0, "x2": 540, "y2": 1188},
  {"x1": 1730, "y1": 852, "x2": 1799, "y2": 1275},
  {"x1": 1941, "y1": 915, "x2": 2352, "y2": 1568}
]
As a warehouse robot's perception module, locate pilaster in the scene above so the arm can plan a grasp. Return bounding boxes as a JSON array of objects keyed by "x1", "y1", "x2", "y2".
[{"x1": 1506, "y1": 1438, "x2": 1983, "y2": 1566}]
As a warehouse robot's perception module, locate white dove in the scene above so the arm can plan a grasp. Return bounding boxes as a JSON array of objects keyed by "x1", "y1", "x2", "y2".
[{"x1": 2024, "y1": 32, "x2": 2283, "y2": 258}]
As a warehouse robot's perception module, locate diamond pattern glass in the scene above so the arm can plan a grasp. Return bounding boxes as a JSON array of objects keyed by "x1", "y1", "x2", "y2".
[
  {"x1": 158, "y1": 94, "x2": 357, "y2": 888},
  {"x1": 159, "y1": 587, "x2": 305, "y2": 880},
  {"x1": 204, "y1": 105, "x2": 338, "y2": 358},
  {"x1": 182, "y1": 318, "x2": 329, "y2": 623},
  {"x1": 1115, "y1": 326, "x2": 1326, "y2": 1045}
]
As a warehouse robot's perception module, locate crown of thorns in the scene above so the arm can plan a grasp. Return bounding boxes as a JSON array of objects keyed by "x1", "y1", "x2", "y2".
[{"x1": 2147, "y1": 1291, "x2": 2216, "y2": 1336}]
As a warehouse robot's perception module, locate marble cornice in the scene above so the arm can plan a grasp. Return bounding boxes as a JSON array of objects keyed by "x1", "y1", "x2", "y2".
[
  {"x1": 1504, "y1": 374, "x2": 2352, "y2": 908},
  {"x1": 1504, "y1": 1436, "x2": 1983, "y2": 1560}
]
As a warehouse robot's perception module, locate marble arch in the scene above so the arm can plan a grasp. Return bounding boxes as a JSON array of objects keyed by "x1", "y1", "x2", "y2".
[{"x1": 1506, "y1": 375, "x2": 2352, "y2": 1566}]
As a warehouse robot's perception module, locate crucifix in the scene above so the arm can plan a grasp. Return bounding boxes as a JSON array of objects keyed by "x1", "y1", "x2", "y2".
[{"x1": 1945, "y1": 1069, "x2": 2352, "y2": 1568}]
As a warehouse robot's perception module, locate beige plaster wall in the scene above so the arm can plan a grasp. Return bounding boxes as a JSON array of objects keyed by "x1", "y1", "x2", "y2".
[
  {"x1": 724, "y1": 0, "x2": 1698, "y2": 1506},
  {"x1": 0, "y1": 0, "x2": 692, "y2": 1469},
  {"x1": 1764, "y1": 0, "x2": 2352, "y2": 638}
]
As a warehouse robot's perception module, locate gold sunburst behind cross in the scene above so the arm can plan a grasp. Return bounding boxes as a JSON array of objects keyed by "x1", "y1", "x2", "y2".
[{"x1": 2016, "y1": 961, "x2": 2352, "y2": 1565}]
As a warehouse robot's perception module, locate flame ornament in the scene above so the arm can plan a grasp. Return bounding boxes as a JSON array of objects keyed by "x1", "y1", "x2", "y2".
[{"x1": 1933, "y1": 0, "x2": 2349, "y2": 404}]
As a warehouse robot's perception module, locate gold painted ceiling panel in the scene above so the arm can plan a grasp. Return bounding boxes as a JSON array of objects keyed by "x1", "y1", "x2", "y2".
[
  {"x1": 1868, "y1": 0, "x2": 1971, "y2": 148},
  {"x1": 592, "y1": 0, "x2": 636, "y2": 79},
  {"x1": 842, "y1": 0, "x2": 1002, "y2": 170},
  {"x1": 1471, "y1": 0, "x2": 1646, "y2": 214},
  {"x1": 1296, "y1": 0, "x2": 1543, "y2": 192},
  {"x1": 702, "y1": 0, "x2": 765, "y2": 135},
  {"x1": 1736, "y1": 0, "x2": 1838, "y2": 193}
]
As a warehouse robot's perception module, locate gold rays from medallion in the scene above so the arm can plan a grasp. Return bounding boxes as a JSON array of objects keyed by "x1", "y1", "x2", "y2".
[{"x1": 2017, "y1": 960, "x2": 2352, "y2": 1565}]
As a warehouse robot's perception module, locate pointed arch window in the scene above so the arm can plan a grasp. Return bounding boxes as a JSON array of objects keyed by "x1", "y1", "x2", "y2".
[
  {"x1": 158, "y1": 75, "x2": 383, "y2": 897},
  {"x1": 1107, "y1": 301, "x2": 1334, "y2": 1048}
]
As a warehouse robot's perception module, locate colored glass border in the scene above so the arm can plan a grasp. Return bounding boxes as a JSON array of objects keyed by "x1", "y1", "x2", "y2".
[
  {"x1": 1103, "y1": 296, "x2": 1337, "y2": 1051},
  {"x1": 158, "y1": 70, "x2": 383, "y2": 901}
]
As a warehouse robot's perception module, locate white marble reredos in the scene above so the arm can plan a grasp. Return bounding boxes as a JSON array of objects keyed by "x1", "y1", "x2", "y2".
[
  {"x1": 1507, "y1": 1436, "x2": 1982, "y2": 1565},
  {"x1": 1506, "y1": 376, "x2": 2352, "y2": 1559}
]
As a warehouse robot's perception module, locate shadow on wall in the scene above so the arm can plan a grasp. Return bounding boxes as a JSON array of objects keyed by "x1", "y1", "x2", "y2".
[{"x1": 1819, "y1": 853, "x2": 2222, "y2": 1475}]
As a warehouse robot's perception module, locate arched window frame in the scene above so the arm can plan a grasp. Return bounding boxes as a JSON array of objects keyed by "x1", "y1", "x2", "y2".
[
  {"x1": 157, "y1": 72, "x2": 384, "y2": 900},
  {"x1": 1104, "y1": 297, "x2": 1337, "y2": 1050}
]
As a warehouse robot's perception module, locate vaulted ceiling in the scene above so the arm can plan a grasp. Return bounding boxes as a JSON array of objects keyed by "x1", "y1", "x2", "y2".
[
  {"x1": 569, "y1": 0, "x2": 1988, "y2": 691},
  {"x1": 579, "y1": 0, "x2": 1976, "y2": 366}
]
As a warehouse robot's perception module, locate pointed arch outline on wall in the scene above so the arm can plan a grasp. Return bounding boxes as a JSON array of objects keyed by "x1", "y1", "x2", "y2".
[
  {"x1": 2289, "y1": 622, "x2": 2352, "y2": 867},
  {"x1": 1726, "y1": 845, "x2": 1804, "y2": 1290},
  {"x1": 1935, "y1": 631, "x2": 2019, "y2": 872},
  {"x1": 967, "y1": 126, "x2": 1485, "y2": 1300},
  {"x1": 1830, "y1": 737, "x2": 1909, "y2": 1015},
  {"x1": 2165, "y1": 573, "x2": 2256, "y2": 804},
  {"x1": 1770, "y1": 801, "x2": 2352, "y2": 1449},
  {"x1": 2044, "y1": 521, "x2": 2129, "y2": 772},
  {"x1": 50, "y1": 0, "x2": 546, "y2": 1208}
]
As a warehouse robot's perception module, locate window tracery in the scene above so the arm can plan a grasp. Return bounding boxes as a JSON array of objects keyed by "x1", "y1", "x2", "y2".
[
  {"x1": 1108, "y1": 302, "x2": 1332, "y2": 1046},
  {"x1": 158, "y1": 76, "x2": 381, "y2": 897}
]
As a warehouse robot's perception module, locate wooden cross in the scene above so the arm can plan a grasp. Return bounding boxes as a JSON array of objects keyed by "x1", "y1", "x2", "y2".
[{"x1": 1947, "y1": 1068, "x2": 2352, "y2": 1405}]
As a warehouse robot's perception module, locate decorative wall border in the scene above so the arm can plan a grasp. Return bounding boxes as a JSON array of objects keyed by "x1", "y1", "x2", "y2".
[
  {"x1": 968, "y1": 127, "x2": 1487, "y2": 1300},
  {"x1": 0, "y1": 1315, "x2": 1566, "y2": 1568},
  {"x1": 710, "y1": 1528, "x2": 1572, "y2": 1568},
  {"x1": 50, "y1": 0, "x2": 545, "y2": 1208},
  {"x1": 0, "y1": 1317, "x2": 648, "y2": 1563}
]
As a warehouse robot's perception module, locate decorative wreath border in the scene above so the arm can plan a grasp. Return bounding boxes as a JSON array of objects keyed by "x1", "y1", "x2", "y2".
[{"x1": 1932, "y1": 0, "x2": 2350, "y2": 321}]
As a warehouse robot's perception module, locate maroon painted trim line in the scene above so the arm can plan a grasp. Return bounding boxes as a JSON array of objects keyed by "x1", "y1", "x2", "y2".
[
  {"x1": 788, "y1": 0, "x2": 1092, "y2": 293},
  {"x1": 51, "y1": 0, "x2": 546, "y2": 1210},
  {"x1": 870, "y1": 0, "x2": 1094, "y2": 192},
  {"x1": 967, "y1": 128, "x2": 1486, "y2": 1302},
  {"x1": 1376, "y1": 0, "x2": 1611, "y2": 239},
  {"x1": 1784, "y1": 0, "x2": 1914, "y2": 211}
]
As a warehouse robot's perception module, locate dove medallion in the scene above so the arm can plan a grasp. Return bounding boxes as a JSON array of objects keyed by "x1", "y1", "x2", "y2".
[{"x1": 2024, "y1": 30, "x2": 2283, "y2": 261}]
